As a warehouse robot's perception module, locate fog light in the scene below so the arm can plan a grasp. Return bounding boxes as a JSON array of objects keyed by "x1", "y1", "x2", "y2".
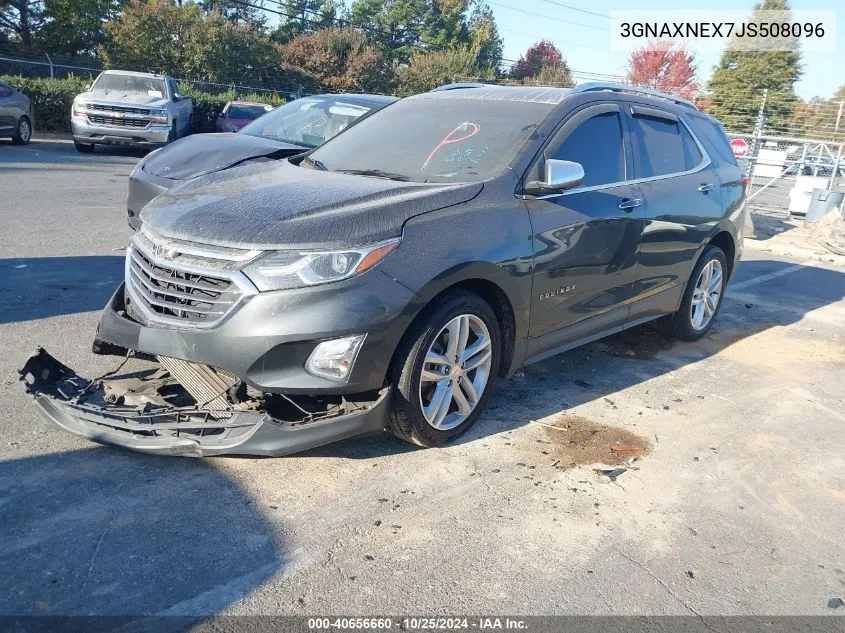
[{"x1": 305, "y1": 334, "x2": 366, "y2": 382}]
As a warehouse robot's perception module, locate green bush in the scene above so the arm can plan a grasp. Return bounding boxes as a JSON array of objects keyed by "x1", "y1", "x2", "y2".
[
  {"x1": 0, "y1": 75, "x2": 286, "y2": 136},
  {"x1": 0, "y1": 75, "x2": 91, "y2": 132}
]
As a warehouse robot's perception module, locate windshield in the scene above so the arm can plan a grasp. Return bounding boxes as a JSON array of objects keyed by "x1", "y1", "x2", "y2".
[
  {"x1": 240, "y1": 97, "x2": 372, "y2": 147},
  {"x1": 306, "y1": 97, "x2": 554, "y2": 183},
  {"x1": 92, "y1": 73, "x2": 166, "y2": 98},
  {"x1": 229, "y1": 104, "x2": 273, "y2": 120}
]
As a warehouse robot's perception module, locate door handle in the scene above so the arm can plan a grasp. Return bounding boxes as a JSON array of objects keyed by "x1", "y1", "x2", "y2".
[
  {"x1": 618, "y1": 198, "x2": 642, "y2": 210},
  {"x1": 698, "y1": 183, "x2": 716, "y2": 192}
]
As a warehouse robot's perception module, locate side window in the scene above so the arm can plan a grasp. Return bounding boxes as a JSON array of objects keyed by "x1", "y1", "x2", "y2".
[
  {"x1": 687, "y1": 115, "x2": 738, "y2": 166},
  {"x1": 168, "y1": 79, "x2": 179, "y2": 99},
  {"x1": 548, "y1": 112, "x2": 626, "y2": 187},
  {"x1": 630, "y1": 114, "x2": 690, "y2": 178},
  {"x1": 680, "y1": 123, "x2": 703, "y2": 170},
  {"x1": 0, "y1": 83, "x2": 12, "y2": 98}
]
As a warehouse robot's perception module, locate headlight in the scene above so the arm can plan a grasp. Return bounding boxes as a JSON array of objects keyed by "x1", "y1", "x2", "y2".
[
  {"x1": 242, "y1": 238, "x2": 400, "y2": 291},
  {"x1": 151, "y1": 109, "x2": 168, "y2": 125},
  {"x1": 72, "y1": 101, "x2": 87, "y2": 117}
]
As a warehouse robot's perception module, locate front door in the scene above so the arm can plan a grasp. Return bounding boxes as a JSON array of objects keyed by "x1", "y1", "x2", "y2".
[{"x1": 524, "y1": 103, "x2": 645, "y2": 360}]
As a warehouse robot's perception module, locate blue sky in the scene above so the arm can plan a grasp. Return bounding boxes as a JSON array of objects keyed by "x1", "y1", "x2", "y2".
[{"x1": 488, "y1": 0, "x2": 843, "y2": 100}]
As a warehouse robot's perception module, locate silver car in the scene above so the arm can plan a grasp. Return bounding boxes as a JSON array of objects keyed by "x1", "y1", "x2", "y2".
[{"x1": 0, "y1": 80, "x2": 33, "y2": 145}]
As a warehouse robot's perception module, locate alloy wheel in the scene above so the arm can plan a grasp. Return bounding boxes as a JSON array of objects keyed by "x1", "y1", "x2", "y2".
[
  {"x1": 690, "y1": 258, "x2": 723, "y2": 330},
  {"x1": 418, "y1": 314, "x2": 493, "y2": 431},
  {"x1": 19, "y1": 120, "x2": 30, "y2": 143}
]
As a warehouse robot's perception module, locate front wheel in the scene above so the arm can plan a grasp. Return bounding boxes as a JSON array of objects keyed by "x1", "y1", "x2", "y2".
[
  {"x1": 12, "y1": 117, "x2": 31, "y2": 145},
  {"x1": 659, "y1": 245, "x2": 727, "y2": 341},
  {"x1": 74, "y1": 140, "x2": 95, "y2": 153},
  {"x1": 387, "y1": 291, "x2": 501, "y2": 447}
]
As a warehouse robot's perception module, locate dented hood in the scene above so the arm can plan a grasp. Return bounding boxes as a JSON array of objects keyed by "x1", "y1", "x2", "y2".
[
  {"x1": 141, "y1": 133, "x2": 306, "y2": 180},
  {"x1": 139, "y1": 160, "x2": 483, "y2": 250}
]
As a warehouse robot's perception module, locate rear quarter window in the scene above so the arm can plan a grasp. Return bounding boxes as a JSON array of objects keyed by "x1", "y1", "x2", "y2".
[{"x1": 686, "y1": 114, "x2": 738, "y2": 167}]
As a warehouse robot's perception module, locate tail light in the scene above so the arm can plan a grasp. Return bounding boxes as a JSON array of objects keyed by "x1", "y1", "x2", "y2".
[{"x1": 740, "y1": 176, "x2": 750, "y2": 188}]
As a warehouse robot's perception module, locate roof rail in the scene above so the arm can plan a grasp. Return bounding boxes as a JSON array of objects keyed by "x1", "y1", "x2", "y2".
[
  {"x1": 430, "y1": 82, "x2": 494, "y2": 92},
  {"x1": 572, "y1": 82, "x2": 698, "y2": 111}
]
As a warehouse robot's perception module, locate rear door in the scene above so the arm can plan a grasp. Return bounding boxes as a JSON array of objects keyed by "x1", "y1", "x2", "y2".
[
  {"x1": 524, "y1": 102, "x2": 645, "y2": 359},
  {"x1": 0, "y1": 82, "x2": 15, "y2": 134},
  {"x1": 625, "y1": 104, "x2": 724, "y2": 321}
]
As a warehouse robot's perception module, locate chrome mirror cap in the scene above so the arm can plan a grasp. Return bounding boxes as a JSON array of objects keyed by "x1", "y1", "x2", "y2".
[{"x1": 544, "y1": 159, "x2": 584, "y2": 191}]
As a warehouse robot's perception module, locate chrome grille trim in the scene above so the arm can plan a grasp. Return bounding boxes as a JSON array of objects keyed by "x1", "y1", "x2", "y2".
[
  {"x1": 125, "y1": 238, "x2": 258, "y2": 329},
  {"x1": 87, "y1": 114, "x2": 150, "y2": 128},
  {"x1": 139, "y1": 224, "x2": 261, "y2": 264}
]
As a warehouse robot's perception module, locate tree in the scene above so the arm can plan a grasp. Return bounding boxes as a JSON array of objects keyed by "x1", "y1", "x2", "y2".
[
  {"x1": 467, "y1": 0, "x2": 502, "y2": 69},
  {"x1": 201, "y1": 0, "x2": 265, "y2": 25},
  {"x1": 705, "y1": 0, "x2": 802, "y2": 134},
  {"x1": 272, "y1": 0, "x2": 333, "y2": 43},
  {"x1": 626, "y1": 40, "x2": 700, "y2": 101},
  {"x1": 349, "y1": 0, "x2": 428, "y2": 63},
  {"x1": 788, "y1": 86, "x2": 845, "y2": 141},
  {"x1": 396, "y1": 45, "x2": 494, "y2": 96},
  {"x1": 100, "y1": 0, "x2": 284, "y2": 87},
  {"x1": 279, "y1": 27, "x2": 393, "y2": 93},
  {"x1": 510, "y1": 39, "x2": 567, "y2": 81},
  {"x1": 0, "y1": 0, "x2": 46, "y2": 52},
  {"x1": 421, "y1": 0, "x2": 469, "y2": 52},
  {"x1": 38, "y1": 0, "x2": 126, "y2": 58},
  {"x1": 531, "y1": 63, "x2": 573, "y2": 87}
]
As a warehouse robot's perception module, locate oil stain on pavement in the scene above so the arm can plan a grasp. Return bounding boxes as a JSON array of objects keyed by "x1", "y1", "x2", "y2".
[{"x1": 540, "y1": 414, "x2": 651, "y2": 469}]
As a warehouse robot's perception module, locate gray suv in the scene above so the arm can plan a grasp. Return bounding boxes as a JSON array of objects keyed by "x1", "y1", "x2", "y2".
[{"x1": 22, "y1": 83, "x2": 747, "y2": 457}]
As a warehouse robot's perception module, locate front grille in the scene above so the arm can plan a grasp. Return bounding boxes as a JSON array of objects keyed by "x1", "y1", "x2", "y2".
[
  {"x1": 126, "y1": 244, "x2": 244, "y2": 326},
  {"x1": 87, "y1": 114, "x2": 150, "y2": 128},
  {"x1": 91, "y1": 104, "x2": 150, "y2": 115}
]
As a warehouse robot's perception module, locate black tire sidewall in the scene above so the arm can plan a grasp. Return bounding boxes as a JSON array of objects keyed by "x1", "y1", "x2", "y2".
[
  {"x1": 395, "y1": 292, "x2": 501, "y2": 447},
  {"x1": 13, "y1": 117, "x2": 31, "y2": 145},
  {"x1": 675, "y1": 245, "x2": 727, "y2": 340}
]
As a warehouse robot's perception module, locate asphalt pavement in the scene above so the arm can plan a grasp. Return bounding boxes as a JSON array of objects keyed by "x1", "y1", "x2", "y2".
[{"x1": 1, "y1": 139, "x2": 844, "y2": 618}]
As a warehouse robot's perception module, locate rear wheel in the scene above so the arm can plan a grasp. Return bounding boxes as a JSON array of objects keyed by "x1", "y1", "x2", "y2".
[
  {"x1": 74, "y1": 140, "x2": 95, "y2": 153},
  {"x1": 12, "y1": 117, "x2": 31, "y2": 145},
  {"x1": 659, "y1": 245, "x2": 727, "y2": 341},
  {"x1": 387, "y1": 291, "x2": 500, "y2": 447}
]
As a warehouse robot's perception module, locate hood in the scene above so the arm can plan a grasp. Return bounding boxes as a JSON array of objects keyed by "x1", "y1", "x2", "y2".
[
  {"x1": 80, "y1": 90, "x2": 169, "y2": 108},
  {"x1": 141, "y1": 133, "x2": 307, "y2": 180},
  {"x1": 139, "y1": 160, "x2": 483, "y2": 250}
]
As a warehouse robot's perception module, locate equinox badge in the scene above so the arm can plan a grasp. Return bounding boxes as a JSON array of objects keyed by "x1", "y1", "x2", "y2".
[{"x1": 539, "y1": 284, "x2": 575, "y2": 301}]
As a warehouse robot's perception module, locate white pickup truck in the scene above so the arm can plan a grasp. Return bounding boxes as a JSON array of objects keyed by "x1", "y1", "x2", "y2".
[{"x1": 71, "y1": 70, "x2": 193, "y2": 152}]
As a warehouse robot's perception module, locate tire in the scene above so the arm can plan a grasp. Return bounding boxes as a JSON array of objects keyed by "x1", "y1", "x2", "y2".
[
  {"x1": 659, "y1": 245, "x2": 727, "y2": 341},
  {"x1": 166, "y1": 120, "x2": 177, "y2": 144},
  {"x1": 12, "y1": 117, "x2": 31, "y2": 145},
  {"x1": 387, "y1": 290, "x2": 501, "y2": 447},
  {"x1": 74, "y1": 140, "x2": 95, "y2": 153}
]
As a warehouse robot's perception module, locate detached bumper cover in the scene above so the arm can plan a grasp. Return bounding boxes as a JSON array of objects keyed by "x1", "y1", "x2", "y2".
[{"x1": 20, "y1": 348, "x2": 390, "y2": 457}]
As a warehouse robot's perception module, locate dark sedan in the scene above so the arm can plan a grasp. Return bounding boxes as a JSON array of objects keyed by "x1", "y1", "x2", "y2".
[
  {"x1": 0, "y1": 80, "x2": 33, "y2": 145},
  {"x1": 126, "y1": 93, "x2": 397, "y2": 229}
]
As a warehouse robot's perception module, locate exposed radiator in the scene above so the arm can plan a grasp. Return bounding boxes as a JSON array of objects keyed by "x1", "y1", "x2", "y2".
[{"x1": 156, "y1": 356, "x2": 249, "y2": 416}]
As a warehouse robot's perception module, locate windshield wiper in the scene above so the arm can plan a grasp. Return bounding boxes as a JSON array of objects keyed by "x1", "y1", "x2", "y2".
[
  {"x1": 338, "y1": 169, "x2": 410, "y2": 181},
  {"x1": 301, "y1": 155, "x2": 327, "y2": 170}
]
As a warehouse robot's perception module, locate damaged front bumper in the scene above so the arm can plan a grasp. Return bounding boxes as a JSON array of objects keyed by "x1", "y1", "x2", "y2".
[{"x1": 20, "y1": 348, "x2": 390, "y2": 457}]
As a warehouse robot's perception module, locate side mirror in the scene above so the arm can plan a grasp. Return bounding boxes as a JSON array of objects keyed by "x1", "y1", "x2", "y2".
[
  {"x1": 218, "y1": 112, "x2": 226, "y2": 119},
  {"x1": 525, "y1": 159, "x2": 585, "y2": 195}
]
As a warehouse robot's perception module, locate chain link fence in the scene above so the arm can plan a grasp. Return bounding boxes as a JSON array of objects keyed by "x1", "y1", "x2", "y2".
[{"x1": 0, "y1": 52, "x2": 303, "y2": 100}]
